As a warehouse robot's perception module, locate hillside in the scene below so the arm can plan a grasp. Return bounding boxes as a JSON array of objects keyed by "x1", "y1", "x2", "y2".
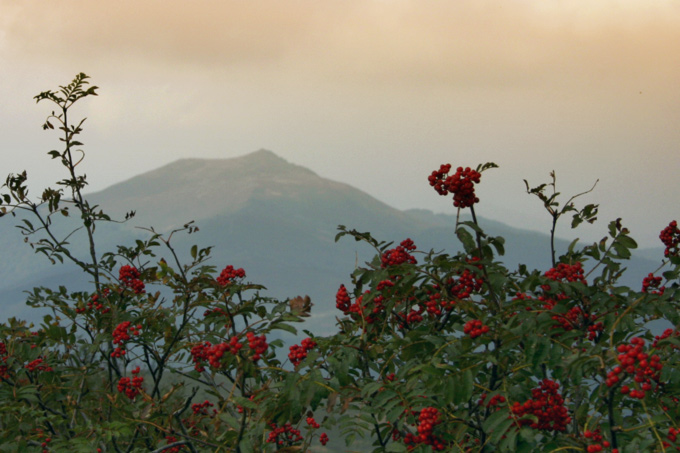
[
  {"x1": 87, "y1": 149, "x2": 424, "y2": 232},
  {"x1": 0, "y1": 150, "x2": 664, "y2": 331}
]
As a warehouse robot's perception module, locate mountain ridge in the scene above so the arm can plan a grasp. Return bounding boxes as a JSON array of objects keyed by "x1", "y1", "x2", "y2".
[
  {"x1": 87, "y1": 148, "x2": 417, "y2": 231},
  {"x1": 0, "y1": 149, "x2": 665, "y2": 329}
]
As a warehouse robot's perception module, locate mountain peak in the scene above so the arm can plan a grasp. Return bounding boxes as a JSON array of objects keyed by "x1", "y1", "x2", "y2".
[
  {"x1": 87, "y1": 150, "x2": 342, "y2": 229},
  {"x1": 170, "y1": 149, "x2": 294, "y2": 172},
  {"x1": 246, "y1": 148, "x2": 285, "y2": 161}
]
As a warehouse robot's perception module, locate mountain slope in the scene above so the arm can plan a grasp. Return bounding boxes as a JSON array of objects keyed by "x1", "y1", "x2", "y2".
[
  {"x1": 0, "y1": 150, "x2": 664, "y2": 331},
  {"x1": 88, "y1": 149, "x2": 423, "y2": 232}
]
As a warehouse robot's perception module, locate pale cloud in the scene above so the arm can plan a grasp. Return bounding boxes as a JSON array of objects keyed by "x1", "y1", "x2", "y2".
[
  {"x1": 2, "y1": 1, "x2": 322, "y2": 69},
  {"x1": 0, "y1": 0, "x2": 678, "y2": 248},
  {"x1": 3, "y1": 0, "x2": 679, "y2": 88}
]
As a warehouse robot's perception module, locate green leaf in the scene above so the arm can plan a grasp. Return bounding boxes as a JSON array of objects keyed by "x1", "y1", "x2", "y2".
[
  {"x1": 21, "y1": 219, "x2": 34, "y2": 231},
  {"x1": 617, "y1": 235, "x2": 637, "y2": 249},
  {"x1": 15, "y1": 385, "x2": 39, "y2": 403},
  {"x1": 490, "y1": 236, "x2": 505, "y2": 256},
  {"x1": 459, "y1": 220, "x2": 485, "y2": 235},
  {"x1": 361, "y1": 381, "x2": 384, "y2": 398},
  {"x1": 234, "y1": 396, "x2": 257, "y2": 409},
  {"x1": 612, "y1": 242, "x2": 631, "y2": 259},
  {"x1": 498, "y1": 424, "x2": 519, "y2": 451},
  {"x1": 238, "y1": 438, "x2": 255, "y2": 453},
  {"x1": 483, "y1": 407, "x2": 511, "y2": 438},
  {"x1": 454, "y1": 369, "x2": 473, "y2": 404},
  {"x1": 490, "y1": 417, "x2": 516, "y2": 445},
  {"x1": 476, "y1": 162, "x2": 499, "y2": 172},
  {"x1": 456, "y1": 227, "x2": 476, "y2": 254},
  {"x1": 269, "y1": 322, "x2": 297, "y2": 335},
  {"x1": 528, "y1": 336, "x2": 550, "y2": 371}
]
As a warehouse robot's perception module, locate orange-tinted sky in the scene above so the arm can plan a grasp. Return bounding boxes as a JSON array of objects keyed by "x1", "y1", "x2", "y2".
[{"x1": 1, "y1": 0, "x2": 678, "y2": 248}]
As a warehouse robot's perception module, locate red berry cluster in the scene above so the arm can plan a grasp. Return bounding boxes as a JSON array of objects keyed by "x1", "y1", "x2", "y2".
[
  {"x1": 335, "y1": 288, "x2": 369, "y2": 320},
  {"x1": 288, "y1": 337, "x2": 317, "y2": 367},
  {"x1": 163, "y1": 435, "x2": 185, "y2": 452},
  {"x1": 266, "y1": 422, "x2": 303, "y2": 446},
  {"x1": 338, "y1": 277, "x2": 428, "y2": 328},
  {"x1": 336, "y1": 284, "x2": 351, "y2": 313},
  {"x1": 587, "y1": 320, "x2": 604, "y2": 341},
  {"x1": 425, "y1": 291, "x2": 445, "y2": 316},
  {"x1": 540, "y1": 296, "x2": 582, "y2": 332},
  {"x1": 543, "y1": 262, "x2": 586, "y2": 286},
  {"x1": 536, "y1": 262, "x2": 603, "y2": 341},
  {"x1": 512, "y1": 291, "x2": 532, "y2": 308},
  {"x1": 428, "y1": 164, "x2": 453, "y2": 195},
  {"x1": 337, "y1": 260, "x2": 483, "y2": 331},
  {"x1": 224, "y1": 336, "x2": 244, "y2": 355},
  {"x1": 216, "y1": 265, "x2": 246, "y2": 286},
  {"x1": 660, "y1": 220, "x2": 680, "y2": 257},
  {"x1": 34, "y1": 429, "x2": 52, "y2": 453},
  {"x1": 190, "y1": 342, "x2": 211, "y2": 372},
  {"x1": 77, "y1": 289, "x2": 111, "y2": 314},
  {"x1": 306, "y1": 416, "x2": 320, "y2": 429},
  {"x1": 246, "y1": 332, "x2": 268, "y2": 361},
  {"x1": 192, "y1": 337, "x2": 244, "y2": 370},
  {"x1": 40, "y1": 436, "x2": 51, "y2": 453},
  {"x1": 642, "y1": 273, "x2": 665, "y2": 295},
  {"x1": 405, "y1": 309, "x2": 424, "y2": 326},
  {"x1": 428, "y1": 164, "x2": 482, "y2": 208},
  {"x1": 464, "y1": 319, "x2": 489, "y2": 339},
  {"x1": 203, "y1": 307, "x2": 227, "y2": 318},
  {"x1": 359, "y1": 291, "x2": 382, "y2": 324},
  {"x1": 584, "y1": 428, "x2": 613, "y2": 452},
  {"x1": 117, "y1": 366, "x2": 144, "y2": 400},
  {"x1": 212, "y1": 338, "x2": 240, "y2": 365},
  {"x1": 653, "y1": 328, "x2": 680, "y2": 348},
  {"x1": 111, "y1": 321, "x2": 142, "y2": 358},
  {"x1": 376, "y1": 279, "x2": 395, "y2": 291},
  {"x1": 381, "y1": 239, "x2": 417, "y2": 267},
  {"x1": 319, "y1": 432, "x2": 329, "y2": 446},
  {"x1": 119, "y1": 265, "x2": 145, "y2": 294},
  {"x1": 511, "y1": 379, "x2": 571, "y2": 431},
  {"x1": 478, "y1": 393, "x2": 506, "y2": 408},
  {"x1": 424, "y1": 269, "x2": 482, "y2": 316},
  {"x1": 25, "y1": 358, "x2": 52, "y2": 373},
  {"x1": 607, "y1": 337, "x2": 662, "y2": 399},
  {"x1": 404, "y1": 407, "x2": 446, "y2": 451},
  {"x1": 538, "y1": 294, "x2": 600, "y2": 340},
  {"x1": 0, "y1": 342, "x2": 8, "y2": 379},
  {"x1": 663, "y1": 427, "x2": 680, "y2": 450},
  {"x1": 449, "y1": 268, "x2": 483, "y2": 300},
  {"x1": 191, "y1": 399, "x2": 215, "y2": 415}
]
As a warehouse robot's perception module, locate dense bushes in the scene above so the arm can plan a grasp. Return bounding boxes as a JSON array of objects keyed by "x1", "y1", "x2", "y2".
[{"x1": 0, "y1": 74, "x2": 679, "y2": 452}]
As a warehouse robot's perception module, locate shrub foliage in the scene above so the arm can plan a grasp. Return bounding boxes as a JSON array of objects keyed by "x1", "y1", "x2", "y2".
[{"x1": 1, "y1": 74, "x2": 679, "y2": 452}]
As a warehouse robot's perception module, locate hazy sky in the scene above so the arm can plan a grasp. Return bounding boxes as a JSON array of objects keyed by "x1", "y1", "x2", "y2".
[{"x1": 1, "y1": 0, "x2": 678, "y2": 248}]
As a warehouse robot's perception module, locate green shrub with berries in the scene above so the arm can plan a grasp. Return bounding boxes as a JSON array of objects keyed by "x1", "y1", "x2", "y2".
[{"x1": 0, "y1": 74, "x2": 679, "y2": 452}]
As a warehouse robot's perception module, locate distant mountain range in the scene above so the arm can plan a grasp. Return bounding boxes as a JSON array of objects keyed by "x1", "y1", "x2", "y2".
[{"x1": 0, "y1": 150, "x2": 666, "y2": 332}]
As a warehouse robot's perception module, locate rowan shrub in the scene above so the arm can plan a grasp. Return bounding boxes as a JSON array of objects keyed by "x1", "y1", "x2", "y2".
[{"x1": 0, "y1": 74, "x2": 678, "y2": 452}]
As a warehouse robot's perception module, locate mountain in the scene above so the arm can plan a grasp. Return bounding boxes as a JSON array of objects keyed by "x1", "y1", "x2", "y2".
[
  {"x1": 87, "y1": 150, "x2": 425, "y2": 232},
  {"x1": 0, "y1": 150, "x2": 664, "y2": 332}
]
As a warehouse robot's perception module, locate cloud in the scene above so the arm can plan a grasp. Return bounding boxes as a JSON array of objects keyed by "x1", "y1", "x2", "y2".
[
  {"x1": 1, "y1": 0, "x2": 678, "y2": 248},
  {"x1": 2, "y1": 1, "x2": 338, "y2": 64},
  {"x1": 3, "y1": 0, "x2": 678, "y2": 91}
]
